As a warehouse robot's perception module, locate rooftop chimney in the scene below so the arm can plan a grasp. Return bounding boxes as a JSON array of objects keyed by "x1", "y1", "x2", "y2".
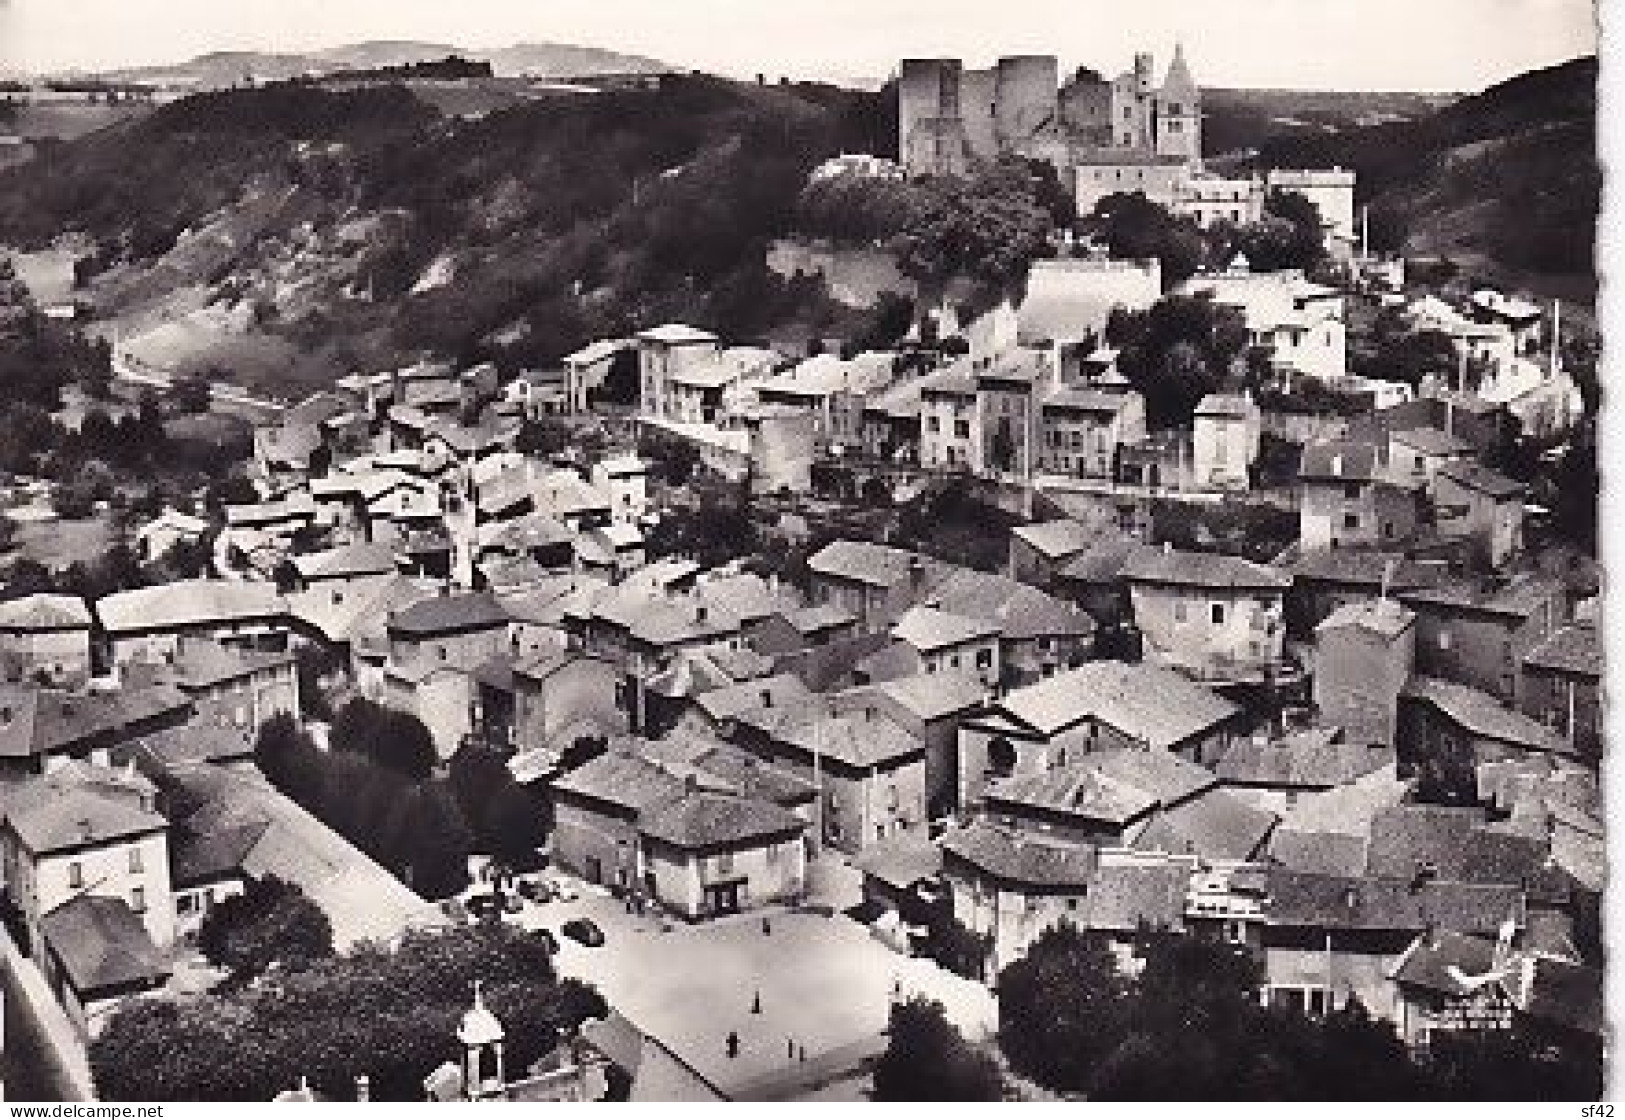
[{"x1": 761, "y1": 688, "x2": 773, "y2": 709}]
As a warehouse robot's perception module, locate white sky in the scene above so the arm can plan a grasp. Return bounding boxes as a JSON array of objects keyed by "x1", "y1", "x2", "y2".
[{"x1": 0, "y1": 0, "x2": 1600, "y2": 91}]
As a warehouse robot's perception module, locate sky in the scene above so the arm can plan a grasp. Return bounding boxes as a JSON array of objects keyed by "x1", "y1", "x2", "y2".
[{"x1": 0, "y1": 0, "x2": 1601, "y2": 91}]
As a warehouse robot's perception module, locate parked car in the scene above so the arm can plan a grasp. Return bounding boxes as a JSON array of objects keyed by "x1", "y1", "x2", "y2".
[
  {"x1": 562, "y1": 918, "x2": 605, "y2": 947},
  {"x1": 518, "y1": 878, "x2": 553, "y2": 903},
  {"x1": 465, "y1": 893, "x2": 503, "y2": 921}
]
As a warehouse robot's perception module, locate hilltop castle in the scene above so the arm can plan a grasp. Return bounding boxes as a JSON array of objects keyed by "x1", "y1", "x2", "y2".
[{"x1": 898, "y1": 47, "x2": 1202, "y2": 179}]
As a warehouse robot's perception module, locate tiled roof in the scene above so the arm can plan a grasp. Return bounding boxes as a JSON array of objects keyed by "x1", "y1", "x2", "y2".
[
  {"x1": 387, "y1": 591, "x2": 509, "y2": 638},
  {"x1": 1263, "y1": 869, "x2": 1525, "y2": 935},
  {"x1": 1265, "y1": 764, "x2": 1409, "y2": 875},
  {"x1": 119, "y1": 723, "x2": 256, "y2": 768},
  {"x1": 865, "y1": 670, "x2": 987, "y2": 721},
  {"x1": 1315, "y1": 598, "x2": 1415, "y2": 640},
  {"x1": 290, "y1": 541, "x2": 397, "y2": 582},
  {"x1": 1436, "y1": 459, "x2": 1524, "y2": 499},
  {"x1": 163, "y1": 639, "x2": 294, "y2": 689},
  {"x1": 1042, "y1": 387, "x2": 1134, "y2": 414},
  {"x1": 1399, "y1": 573, "x2": 1561, "y2": 619},
  {"x1": 1011, "y1": 519, "x2": 1098, "y2": 560},
  {"x1": 891, "y1": 605, "x2": 1000, "y2": 652},
  {"x1": 941, "y1": 821, "x2": 1098, "y2": 888},
  {"x1": 0, "y1": 684, "x2": 190, "y2": 761},
  {"x1": 639, "y1": 790, "x2": 804, "y2": 850},
  {"x1": 3, "y1": 773, "x2": 165, "y2": 854},
  {"x1": 1299, "y1": 439, "x2": 1384, "y2": 483},
  {"x1": 781, "y1": 604, "x2": 858, "y2": 635},
  {"x1": 1057, "y1": 537, "x2": 1150, "y2": 585},
  {"x1": 1122, "y1": 547, "x2": 1290, "y2": 591},
  {"x1": 1215, "y1": 734, "x2": 1394, "y2": 788},
  {"x1": 1364, "y1": 803, "x2": 1547, "y2": 887},
  {"x1": 637, "y1": 323, "x2": 718, "y2": 346},
  {"x1": 1523, "y1": 624, "x2": 1602, "y2": 679},
  {"x1": 1287, "y1": 549, "x2": 1447, "y2": 590},
  {"x1": 851, "y1": 835, "x2": 944, "y2": 889},
  {"x1": 1194, "y1": 393, "x2": 1255, "y2": 419},
  {"x1": 923, "y1": 568, "x2": 1096, "y2": 642},
  {"x1": 1519, "y1": 956, "x2": 1604, "y2": 1036},
  {"x1": 97, "y1": 580, "x2": 286, "y2": 634},
  {"x1": 552, "y1": 750, "x2": 688, "y2": 815},
  {"x1": 1403, "y1": 677, "x2": 1571, "y2": 756},
  {"x1": 1130, "y1": 789, "x2": 1277, "y2": 861},
  {"x1": 1390, "y1": 427, "x2": 1473, "y2": 457},
  {"x1": 808, "y1": 539, "x2": 929, "y2": 589},
  {"x1": 777, "y1": 707, "x2": 924, "y2": 769},
  {"x1": 39, "y1": 895, "x2": 169, "y2": 994},
  {"x1": 0, "y1": 593, "x2": 91, "y2": 631},
  {"x1": 993, "y1": 661, "x2": 1239, "y2": 747},
  {"x1": 986, "y1": 765, "x2": 1160, "y2": 825},
  {"x1": 1390, "y1": 930, "x2": 1499, "y2": 997},
  {"x1": 1081, "y1": 861, "x2": 1189, "y2": 933}
]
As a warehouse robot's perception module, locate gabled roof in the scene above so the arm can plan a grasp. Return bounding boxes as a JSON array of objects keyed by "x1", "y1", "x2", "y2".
[
  {"x1": 162, "y1": 639, "x2": 294, "y2": 689},
  {"x1": 1265, "y1": 764, "x2": 1409, "y2": 876},
  {"x1": 639, "y1": 790, "x2": 804, "y2": 850},
  {"x1": 692, "y1": 673, "x2": 815, "y2": 724},
  {"x1": 941, "y1": 820, "x2": 1098, "y2": 888},
  {"x1": 387, "y1": 591, "x2": 509, "y2": 638},
  {"x1": 98, "y1": 580, "x2": 287, "y2": 634},
  {"x1": 1011, "y1": 519, "x2": 1098, "y2": 560},
  {"x1": 891, "y1": 605, "x2": 1000, "y2": 652},
  {"x1": 851, "y1": 834, "x2": 944, "y2": 889},
  {"x1": 923, "y1": 567, "x2": 1096, "y2": 642},
  {"x1": 1081, "y1": 860, "x2": 1190, "y2": 933},
  {"x1": 991, "y1": 661, "x2": 1239, "y2": 748},
  {"x1": 986, "y1": 765, "x2": 1159, "y2": 825},
  {"x1": 637, "y1": 323, "x2": 718, "y2": 346},
  {"x1": 774, "y1": 706, "x2": 924, "y2": 769},
  {"x1": 807, "y1": 539, "x2": 929, "y2": 589},
  {"x1": 0, "y1": 593, "x2": 92, "y2": 631},
  {"x1": 552, "y1": 750, "x2": 688, "y2": 815},
  {"x1": 1398, "y1": 573, "x2": 1561, "y2": 620},
  {"x1": 39, "y1": 895, "x2": 169, "y2": 994},
  {"x1": 1122, "y1": 547, "x2": 1290, "y2": 591},
  {"x1": 866, "y1": 670, "x2": 987, "y2": 722}
]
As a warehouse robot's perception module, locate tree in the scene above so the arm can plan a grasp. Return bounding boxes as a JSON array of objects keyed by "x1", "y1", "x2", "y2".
[
  {"x1": 1086, "y1": 192, "x2": 1208, "y2": 289},
  {"x1": 92, "y1": 925, "x2": 608, "y2": 1101},
  {"x1": 997, "y1": 923, "x2": 1129, "y2": 1090},
  {"x1": 1113, "y1": 294, "x2": 1248, "y2": 427},
  {"x1": 170, "y1": 372, "x2": 214, "y2": 416},
  {"x1": 872, "y1": 997, "x2": 1004, "y2": 1102},
  {"x1": 330, "y1": 697, "x2": 437, "y2": 781},
  {"x1": 1236, "y1": 190, "x2": 1327, "y2": 273},
  {"x1": 197, "y1": 875, "x2": 333, "y2": 981}
]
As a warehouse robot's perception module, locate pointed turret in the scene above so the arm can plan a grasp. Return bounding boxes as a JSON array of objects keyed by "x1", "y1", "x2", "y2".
[{"x1": 1162, "y1": 42, "x2": 1196, "y2": 97}]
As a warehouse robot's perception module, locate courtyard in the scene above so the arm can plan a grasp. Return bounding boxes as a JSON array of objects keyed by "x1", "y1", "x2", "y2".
[{"x1": 490, "y1": 873, "x2": 995, "y2": 1100}]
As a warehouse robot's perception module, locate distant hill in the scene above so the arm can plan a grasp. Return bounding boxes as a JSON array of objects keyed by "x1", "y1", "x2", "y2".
[
  {"x1": 1202, "y1": 86, "x2": 1458, "y2": 159},
  {"x1": 1250, "y1": 56, "x2": 1599, "y2": 301},
  {"x1": 94, "y1": 40, "x2": 674, "y2": 89},
  {"x1": 0, "y1": 75, "x2": 892, "y2": 390}
]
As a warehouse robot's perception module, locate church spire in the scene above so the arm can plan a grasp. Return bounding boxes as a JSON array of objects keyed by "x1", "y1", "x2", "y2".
[{"x1": 1163, "y1": 41, "x2": 1196, "y2": 96}]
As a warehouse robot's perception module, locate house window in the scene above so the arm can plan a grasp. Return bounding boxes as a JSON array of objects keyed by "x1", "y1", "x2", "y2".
[
  {"x1": 177, "y1": 893, "x2": 197, "y2": 917},
  {"x1": 954, "y1": 420, "x2": 970, "y2": 439},
  {"x1": 1438, "y1": 629, "x2": 1453, "y2": 651},
  {"x1": 131, "y1": 886, "x2": 146, "y2": 913},
  {"x1": 1343, "y1": 483, "x2": 1362, "y2": 500},
  {"x1": 715, "y1": 852, "x2": 734, "y2": 877},
  {"x1": 1343, "y1": 513, "x2": 1360, "y2": 531},
  {"x1": 129, "y1": 848, "x2": 143, "y2": 874},
  {"x1": 1211, "y1": 603, "x2": 1226, "y2": 625},
  {"x1": 766, "y1": 842, "x2": 781, "y2": 866},
  {"x1": 1175, "y1": 598, "x2": 1188, "y2": 623},
  {"x1": 987, "y1": 736, "x2": 1017, "y2": 778},
  {"x1": 949, "y1": 654, "x2": 961, "y2": 669},
  {"x1": 68, "y1": 861, "x2": 83, "y2": 889},
  {"x1": 976, "y1": 648, "x2": 993, "y2": 669}
]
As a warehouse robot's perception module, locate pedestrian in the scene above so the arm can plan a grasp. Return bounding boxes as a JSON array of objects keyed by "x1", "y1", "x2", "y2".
[
  {"x1": 788, "y1": 1038, "x2": 796, "y2": 1060},
  {"x1": 762, "y1": 916, "x2": 772, "y2": 936},
  {"x1": 726, "y1": 1031, "x2": 740, "y2": 1059},
  {"x1": 798, "y1": 1045, "x2": 807, "y2": 1063},
  {"x1": 751, "y1": 989, "x2": 762, "y2": 1014}
]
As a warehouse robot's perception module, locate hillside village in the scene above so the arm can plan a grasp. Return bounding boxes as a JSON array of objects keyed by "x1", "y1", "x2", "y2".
[{"x1": 0, "y1": 36, "x2": 1605, "y2": 1106}]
